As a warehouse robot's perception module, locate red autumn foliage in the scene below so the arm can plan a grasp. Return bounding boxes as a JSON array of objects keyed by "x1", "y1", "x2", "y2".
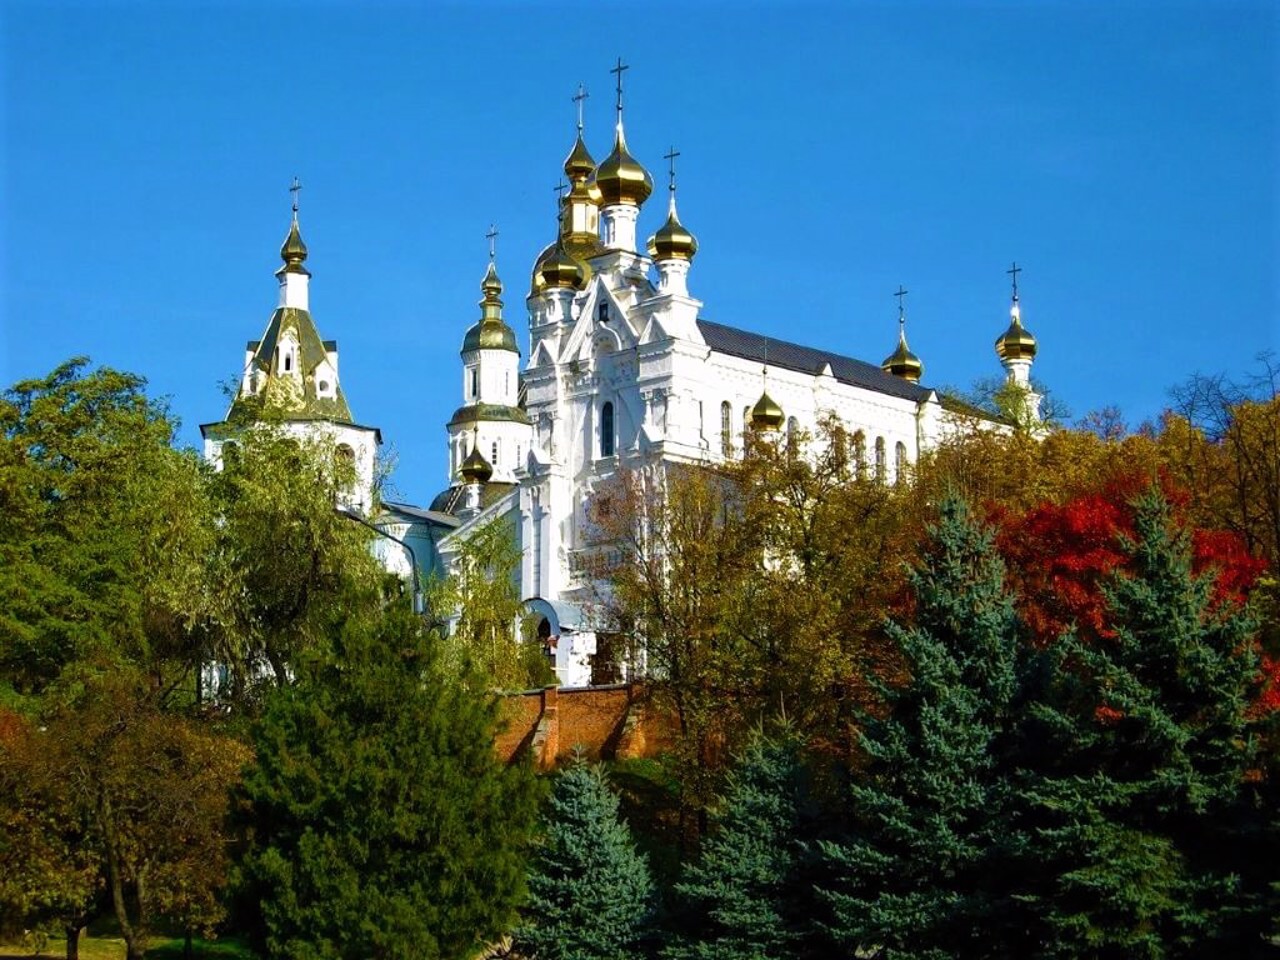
[{"x1": 993, "y1": 473, "x2": 1273, "y2": 712}]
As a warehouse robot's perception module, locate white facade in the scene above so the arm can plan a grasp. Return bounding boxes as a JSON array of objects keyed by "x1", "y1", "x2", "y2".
[{"x1": 423, "y1": 112, "x2": 1038, "y2": 689}]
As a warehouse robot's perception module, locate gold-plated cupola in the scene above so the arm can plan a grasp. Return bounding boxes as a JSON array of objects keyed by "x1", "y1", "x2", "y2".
[
  {"x1": 276, "y1": 219, "x2": 309, "y2": 277},
  {"x1": 995, "y1": 298, "x2": 1038, "y2": 362},
  {"x1": 648, "y1": 148, "x2": 697, "y2": 262},
  {"x1": 537, "y1": 236, "x2": 585, "y2": 290},
  {"x1": 882, "y1": 287, "x2": 923, "y2": 383},
  {"x1": 750, "y1": 390, "x2": 785, "y2": 432},
  {"x1": 462, "y1": 260, "x2": 519, "y2": 354},
  {"x1": 459, "y1": 440, "x2": 493, "y2": 484},
  {"x1": 595, "y1": 123, "x2": 654, "y2": 208}
]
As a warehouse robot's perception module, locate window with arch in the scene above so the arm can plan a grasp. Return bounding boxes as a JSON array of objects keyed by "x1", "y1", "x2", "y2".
[
  {"x1": 852, "y1": 430, "x2": 867, "y2": 480},
  {"x1": 600, "y1": 401, "x2": 615, "y2": 457},
  {"x1": 221, "y1": 440, "x2": 240, "y2": 471},
  {"x1": 895, "y1": 441, "x2": 908, "y2": 483},
  {"x1": 720, "y1": 401, "x2": 732, "y2": 457},
  {"x1": 597, "y1": 301, "x2": 610, "y2": 323},
  {"x1": 469, "y1": 368, "x2": 478, "y2": 399},
  {"x1": 874, "y1": 436, "x2": 886, "y2": 482},
  {"x1": 786, "y1": 416, "x2": 799, "y2": 448},
  {"x1": 743, "y1": 406, "x2": 752, "y2": 438}
]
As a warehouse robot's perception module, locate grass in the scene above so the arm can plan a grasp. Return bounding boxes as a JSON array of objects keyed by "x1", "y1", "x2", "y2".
[{"x1": 0, "y1": 933, "x2": 254, "y2": 960}]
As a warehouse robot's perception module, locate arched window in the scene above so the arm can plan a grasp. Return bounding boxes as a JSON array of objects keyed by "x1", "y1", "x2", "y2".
[
  {"x1": 895, "y1": 441, "x2": 908, "y2": 483},
  {"x1": 469, "y1": 369, "x2": 478, "y2": 399},
  {"x1": 600, "y1": 401, "x2": 615, "y2": 457},
  {"x1": 853, "y1": 431, "x2": 866, "y2": 479},
  {"x1": 720, "y1": 401, "x2": 732, "y2": 457},
  {"x1": 786, "y1": 417, "x2": 799, "y2": 448},
  {"x1": 875, "y1": 436, "x2": 886, "y2": 482},
  {"x1": 597, "y1": 301, "x2": 610, "y2": 323}
]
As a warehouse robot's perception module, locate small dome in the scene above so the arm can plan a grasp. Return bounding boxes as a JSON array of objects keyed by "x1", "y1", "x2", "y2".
[
  {"x1": 594, "y1": 124, "x2": 653, "y2": 208},
  {"x1": 564, "y1": 133, "x2": 596, "y2": 183},
  {"x1": 462, "y1": 261, "x2": 519, "y2": 354},
  {"x1": 750, "y1": 390, "x2": 785, "y2": 432},
  {"x1": 647, "y1": 197, "x2": 698, "y2": 262},
  {"x1": 995, "y1": 302, "x2": 1038, "y2": 362},
  {"x1": 882, "y1": 328, "x2": 923, "y2": 383},
  {"x1": 537, "y1": 239, "x2": 585, "y2": 290},
  {"x1": 277, "y1": 219, "x2": 310, "y2": 276},
  {"x1": 459, "y1": 443, "x2": 493, "y2": 484}
]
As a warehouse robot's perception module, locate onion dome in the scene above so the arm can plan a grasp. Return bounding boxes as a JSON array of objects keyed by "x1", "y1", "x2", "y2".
[
  {"x1": 461, "y1": 261, "x2": 519, "y2": 354},
  {"x1": 276, "y1": 218, "x2": 310, "y2": 277},
  {"x1": 537, "y1": 237, "x2": 585, "y2": 290},
  {"x1": 750, "y1": 390, "x2": 785, "y2": 432},
  {"x1": 459, "y1": 442, "x2": 493, "y2": 484},
  {"x1": 882, "y1": 323, "x2": 923, "y2": 383},
  {"x1": 564, "y1": 133, "x2": 596, "y2": 184},
  {"x1": 647, "y1": 195, "x2": 698, "y2": 262},
  {"x1": 995, "y1": 299, "x2": 1038, "y2": 362},
  {"x1": 594, "y1": 124, "x2": 654, "y2": 207}
]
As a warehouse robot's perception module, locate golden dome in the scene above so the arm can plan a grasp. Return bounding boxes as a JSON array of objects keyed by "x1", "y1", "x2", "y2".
[
  {"x1": 459, "y1": 443, "x2": 493, "y2": 484},
  {"x1": 529, "y1": 235, "x2": 601, "y2": 296},
  {"x1": 647, "y1": 196, "x2": 698, "y2": 262},
  {"x1": 462, "y1": 261, "x2": 519, "y2": 354},
  {"x1": 276, "y1": 218, "x2": 310, "y2": 276},
  {"x1": 594, "y1": 123, "x2": 653, "y2": 208},
  {"x1": 537, "y1": 238, "x2": 585, "y2": 290},
  {"x1": 750, "y1": 390, "x2": 785, "y2": 432},
  {"x1": 995, "y1": 301, "x2": 1038, "y2": 362},
  {"x1": 564, "y1": 133, "x2": 596, "y2": 183},
  {"x1": 882, "y1": 324, "x2": 923, "y2": 383}
]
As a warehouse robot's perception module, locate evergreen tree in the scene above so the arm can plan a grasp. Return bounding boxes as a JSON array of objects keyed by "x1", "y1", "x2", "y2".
[
  {"x1": 663, "y1": 727, "x2": 822, "y2": 960},
  {"x1": 238, "y1": 602, "x2": 540, "y2": 960},
  {"x1": 1014, "y1": 490, "x2": 1272, "y2": 957},
  {"x1": 820, "y1": 495, "x2": 1022, "y2": 959},
  {"x1": 516, "y1": 757, "x2": 654, "y2": 960}
]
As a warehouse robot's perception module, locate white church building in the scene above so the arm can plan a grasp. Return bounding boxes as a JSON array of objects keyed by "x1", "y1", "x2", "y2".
[{"x1": 203, "y1": 77, "x2": 1040, "y2": 689}]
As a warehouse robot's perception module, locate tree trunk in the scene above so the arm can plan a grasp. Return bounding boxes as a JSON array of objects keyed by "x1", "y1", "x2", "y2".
[
  {"x1": 64, "y1": 924, "x2": 80, "y2": 960},
  {"x1": 183, "y1": 929, "x2": 193, "y2": 960}
]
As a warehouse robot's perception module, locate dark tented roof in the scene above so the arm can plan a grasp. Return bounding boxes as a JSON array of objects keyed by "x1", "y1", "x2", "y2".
[{"x1": 696, "y1": 319, "x2": 930, "y2": 403}]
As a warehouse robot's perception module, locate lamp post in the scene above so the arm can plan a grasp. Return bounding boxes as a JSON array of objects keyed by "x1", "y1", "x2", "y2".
[{"x1": 336, "y1": 505, "x2": 425, "y2": 615}]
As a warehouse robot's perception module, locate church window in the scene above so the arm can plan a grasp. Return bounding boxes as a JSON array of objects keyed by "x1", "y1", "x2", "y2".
[
  {"x1": 600, "y1": 402, "x2": 615, "y2": 457},
  {"x1": 492, "y1": 441, "x2": 499, "y2": 466},
  {"x1": 318, "y1": 380, "x2": 329, "y2": 395},
  {"x1": 221, "y1": 441, "x2": 240, "y2": 471},
  {"x1": 786, "y1": 417, "x2": 799, "y2": 448},
  {"x1": 597, "y1": 301, "x2": 610, "y2": 324},
  {"x1": 853, "y1": 431, "x2": 867, "y2": 479},
  {"x1": 875, "y1": 437, "x2": 886, "y2": 482},
  {"x1": 284, "y1": 352, "x2": 292, "y2": 373},
  {"x1": 895, "y1": 441, "x2": 908, "y2": 483},
  {"x1": 720, "y1": 402, "x2": 732, "y2": 457},
  {"x1": 469, "y1": 369, "x2": 478, "y2": 399},
  {"x1": 743, "y1": 406, "x2": 752, "y2": 440}
]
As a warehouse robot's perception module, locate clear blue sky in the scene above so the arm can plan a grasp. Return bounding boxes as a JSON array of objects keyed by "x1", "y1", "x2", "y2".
[{"x1": 2, "y1": 2, "x2": 1276, "y2": 507}]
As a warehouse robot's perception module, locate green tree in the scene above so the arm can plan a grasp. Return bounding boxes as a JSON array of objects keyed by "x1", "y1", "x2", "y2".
[
  {"x1": 0, "y1": 358, "x2": 211, "y2": 696},
  {"x1": 431, "y1": 515, "x2": 554, "y2": 690},
  {"x1": 203, "y1": 425, "x2": 385, "y2": 697},
  {"x1": 516, "y1": 757, "x2": 655, "y2": 960},
  {"x1": 1013, "y1": 491, "x2": 1272, "y2": 957},
  {"x1": 820, "y1": 495, "x2": 1022, "y2": 959},
  {"x1": 664, "y1": 727, "x2": 823, "y2": 960},
  {"x1": 238, "y1": 601, "x2": 540, "y2": 960}
]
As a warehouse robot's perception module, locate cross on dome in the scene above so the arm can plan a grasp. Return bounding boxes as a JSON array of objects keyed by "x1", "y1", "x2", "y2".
[
  {"x1": 894, "y1": 284, "x2": 909, "y2": 321},
  {"x1": 486, "y1": 224, "x2": 499, "y2": 262},
  {"x1": 610, "y1": 57, "x2": 629, "y2": 122},
  {"x1": 289, "y1": 176, "x2": 302, "y2": 222},
  {"x1": 663, "y1": 146, "x2": 680, "y2": 194},
  {"x1": 1007, "y1": 261, "x2": 1021, "y2": 301},
  {"x1": 573, "y1": 83, "x2": 589, "y2": 133}
]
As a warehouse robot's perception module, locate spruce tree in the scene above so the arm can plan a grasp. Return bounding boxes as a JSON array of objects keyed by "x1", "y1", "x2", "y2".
[
  {"x1": 238, "y1": 603, "x2": 540, "y2": 960},
  {"x1": 1014, "y1": 490, "x2": 1270, "y2": 957},
  {"x1": 820, "y1": 495, "x2": 1022, "y2": 959},
  {"x1": 516, "y1": 757, "x2": 654, "y2": 960},
  {"x1": 663, "y1": 727, "x2": 821, "y2": 960}
]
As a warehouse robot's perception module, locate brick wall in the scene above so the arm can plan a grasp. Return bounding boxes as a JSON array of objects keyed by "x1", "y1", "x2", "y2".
[{"x1": 494, "y1": 682, "x2": 673, "y2": 769}]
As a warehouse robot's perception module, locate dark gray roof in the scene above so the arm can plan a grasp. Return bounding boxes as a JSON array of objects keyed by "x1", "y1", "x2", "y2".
[
  {"x1": 380, "y1": 500, "x2": 461, "y2": 528},
  {"x1": 696, "y1": 319, "x2": 930, "y2": 403}
]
